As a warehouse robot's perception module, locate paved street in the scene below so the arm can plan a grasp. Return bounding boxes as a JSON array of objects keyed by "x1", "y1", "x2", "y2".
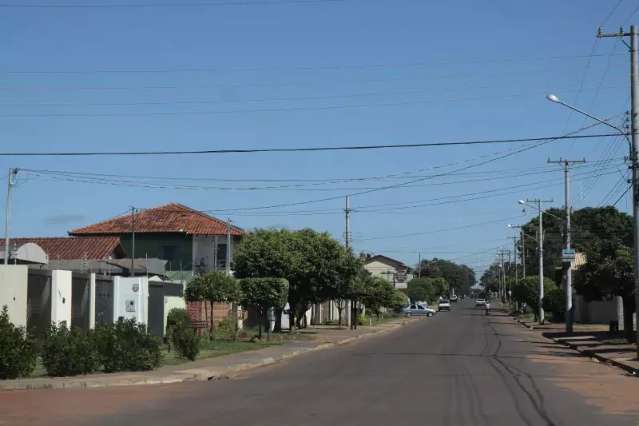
[{"x1": 2, "y1": 301, "x2": 639, "y2": 426}]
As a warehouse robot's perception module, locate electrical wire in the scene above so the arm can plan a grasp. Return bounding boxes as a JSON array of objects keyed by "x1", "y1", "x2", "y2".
[{"x1": 0, "y1": 133, "x2": 622, "y2": 157}]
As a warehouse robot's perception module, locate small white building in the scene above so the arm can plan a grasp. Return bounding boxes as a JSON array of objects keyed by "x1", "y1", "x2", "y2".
[{"x1": 363, "y1": 254, "x2": 413, "y2": 289}]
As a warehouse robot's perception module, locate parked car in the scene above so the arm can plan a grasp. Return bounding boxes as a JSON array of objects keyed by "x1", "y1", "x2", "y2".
[
  {"x1": 475, "y1": 298, "x2": 487, "y2": 307},
  {"x1": 450, "y1": 295, "x2": 459, "y2": 303},
  {"x1": 438, "y1": 299, "x2": 451, "y2": 311},
  {"x1": 402, "y1": 304, "x2": 435, "y2": 317}
]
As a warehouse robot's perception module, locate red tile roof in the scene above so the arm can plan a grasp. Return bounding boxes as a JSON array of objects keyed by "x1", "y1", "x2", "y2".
[
  {"x1": 69, "y1": 203, "x2": 243, "y2": 237},
  {"x1": 0, "y1": 237, "x2": 125, "y2": 260}
]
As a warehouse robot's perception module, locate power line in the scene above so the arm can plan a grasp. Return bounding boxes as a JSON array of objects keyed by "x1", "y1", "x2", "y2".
[
  {"x1": 613, "y1": 185, "x2": 632, "y2": 207},
  {"x1": 0, "y1": 53, "x2": 623, "y2": 75},
  {"x1": 0, "y1": 0, "x2": 344, "y2": 8},
  {"x1": 0, "y1": 133, "x2": 622, "y2": 157},
  {"x1": 20, "y1": 158, "x2": 624, "y2": 192}
]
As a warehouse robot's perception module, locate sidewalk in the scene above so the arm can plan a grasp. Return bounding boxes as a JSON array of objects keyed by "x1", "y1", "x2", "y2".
[
  {"x1": 0, "y1": 317, "x2": 415, "y2": 391},
  {"x1": 516, "y1": 317, "x2": 639, "y2": 376}
]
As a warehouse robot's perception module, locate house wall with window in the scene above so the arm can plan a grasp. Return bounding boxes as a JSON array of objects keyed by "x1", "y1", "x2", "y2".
[{"x1": 118, "y1": 233, "x2": 193, "y2": 273}]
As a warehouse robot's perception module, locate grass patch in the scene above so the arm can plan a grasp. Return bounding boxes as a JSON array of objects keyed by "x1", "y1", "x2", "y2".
[{"x1": 162, "y1": 339, "x2": 282, "y2": 366}]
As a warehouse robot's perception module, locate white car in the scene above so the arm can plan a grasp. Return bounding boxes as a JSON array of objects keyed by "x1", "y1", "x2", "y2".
[
  {"x1": 402, "y1": 304, "x2": 435, "y2": 317},
  {"x1": 438, "y1": 300, "x2": 451, "y2": 311},
  {"x1": 475, "y1": 299, "x2": 487, "y2": 307}
]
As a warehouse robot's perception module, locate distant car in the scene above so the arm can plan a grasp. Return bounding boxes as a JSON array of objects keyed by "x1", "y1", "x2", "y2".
[
  {"x1": 438, "y1": 300, "x2": 451, "y2": 311},
  {"x1": 475, "y1": 299, "x2": 487, "y2": 307},
  {"x1": 402, "y1": 304, "x2": 435, "y2": 317},
  {"x1": 450, "y1": 295, "x2": 459, "y2": 303}
]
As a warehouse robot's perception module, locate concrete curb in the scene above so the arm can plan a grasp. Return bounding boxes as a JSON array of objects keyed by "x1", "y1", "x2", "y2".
[
  {"x1": 513, "y1": 316, "x2": 638, "y2": 377},
  {"x1": 0, "y1": 319, "x2": 412, "y2": 391},
  {"x1": 550, "y1": 338, "x2": 639, "y2": 377}
]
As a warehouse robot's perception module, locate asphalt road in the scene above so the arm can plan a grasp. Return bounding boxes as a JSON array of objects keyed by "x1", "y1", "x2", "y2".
[{"x1": 3, "y1": 300, "x2": 639, "y2": 426}]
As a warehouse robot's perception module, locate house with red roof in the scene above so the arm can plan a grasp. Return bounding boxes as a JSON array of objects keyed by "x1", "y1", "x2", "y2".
[
  {"x1": 0, "y1": 236, "x2": 127, "y2": 270},
  {"x1": 69, "y1": 203, "x2": 243, "y2": 279}
]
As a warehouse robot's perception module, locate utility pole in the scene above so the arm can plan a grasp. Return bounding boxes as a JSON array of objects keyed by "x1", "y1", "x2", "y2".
[
  {"x1": 521, "y1": 230, "x2": 526, "y2": 279},
  {"x1": 226, "y1": 218, "x2": 232, "y2": 276},
  {"x1": 417, "y1": 251, "x2": 421, "y2": 278},
  {"x1": 130, "y1": 207, "x2": 136, "y2": 276},
  {"x1": 344, "y1": 195, "x2": 351, "y2": 249},
  {"x1": 548, "y1": 158, "x2": 586, "y2": 333},
  {"x1": 497, "y1": 249, "x2": 511, "y2": 301},
  {"x1": 598, "y1": 25, "x2": 639, "y2": 357},
  {"x1": 526, "y1": 198, "x2": 553, "y2": 324},
  {"x1": 3, "y1": 168, "x2": 17, "y2": 265},
  {"x1": 512, "y1": 236, "x2": 518, "y2": 289}
]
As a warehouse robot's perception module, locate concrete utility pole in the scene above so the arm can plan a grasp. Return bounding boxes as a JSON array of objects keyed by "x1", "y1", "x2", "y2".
[
  {"x1": 3, "y1": 168, "x2": 17, "y2": 265},
  {"x1": 497, "y1": 249, "x2": 511, "y2": 301},
  {"x1": 130, "y1": 207, "x2": 136, "y2": 276},
  {"x1": 417, "y1": 251, "x2": 421, "y2": 278},
  {"x1": 344, "y1": 195, "x2": 351, "y2": 249},
  {"x1": 512, "y1": 236, "x2": 518, "y2": 289},
  {"x1": 524, "y1": 199, "x2": 553, "y2": 324},
  {"x1": 226, "y1": 218, "x2": 232, "y2": 276},
  {"x1": 548, "y1": 158, "x2": 586, "y2": 333},
  {"x1": 598, "y1": 25, "x2": 639, "y2": 357}
]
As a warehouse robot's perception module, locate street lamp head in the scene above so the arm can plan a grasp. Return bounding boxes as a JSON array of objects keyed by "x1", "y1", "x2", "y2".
[
  {"x1": 518, "y1": 200, "x2": 526, "y2": 205},
  {"x1": 546, "y1": 93, "x2": 560, "y2": 103}
]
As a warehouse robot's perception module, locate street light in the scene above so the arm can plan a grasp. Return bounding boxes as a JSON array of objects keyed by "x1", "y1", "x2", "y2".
[
  {"x1": 545, "y1": 93, "x2": 629, "y2": 143},
  {"x1": 518, "y1": 199, "x2": 553, "y2": 324},
  {"x1": 547, "y1": 93, "x2": 635, "y2": 336}
]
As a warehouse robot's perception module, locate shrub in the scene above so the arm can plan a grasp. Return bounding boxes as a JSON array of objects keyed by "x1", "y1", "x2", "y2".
[
  {"x1": 41, "y1": 324, "x2": 99, "y2": 377},
  {"x1": 543, "y1": 288, "x2": 565, "y2": 322},
  {"x1": 0, "y1": 306, "x2": 36, "y2": 379},
  {"x1": 166, "y1": 308, "x2": 200, "y2": 361},
  {"x1": 166, "y1": 307, "x2": 192, "y2": 346},
  {"x1": 94, "y1": 319, "x2": 162, "y2": 373}
]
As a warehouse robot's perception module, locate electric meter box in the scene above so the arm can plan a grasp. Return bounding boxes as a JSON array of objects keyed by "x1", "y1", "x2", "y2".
[{"x1": 113, "y1": 276, "x2": 148, "y2": 325}]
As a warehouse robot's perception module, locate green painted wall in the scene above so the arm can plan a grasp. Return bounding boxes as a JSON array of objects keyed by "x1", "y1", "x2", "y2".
[{"x1": 117, "y1": 233, "x2": 193, "y2": 272}]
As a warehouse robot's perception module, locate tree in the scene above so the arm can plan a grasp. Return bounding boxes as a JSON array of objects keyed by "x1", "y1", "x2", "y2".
[
  {"x1": 418, "y1": 258, "x2": 476, "y2": 296},
  {"x1": 359, "y1": 276, "x2": 396, "y2": 318},
  {"x1": 234, "y1": 228, "x2": 355, "y2": 329},
  {"x1": 511, "y1": 276, "x2": 557, "y2": 321},
  {"x1": 406, "y1": 277, "x2": 448, "y2": 304},
  {"x1": 566, "y1": 207, "x2": 635, "y2": 341},
  {"x1": 320, "y1": 250, "x2": 361, "y2": 327},
  {"x1": 239, "y1": 278, "x2": 289, "y2": 339},
  {"x1": 407, "y1": 278, "x2": 434, "y2": 303},
  {"x1": 185, "y1": 271, "x2": 240, "y2": 340}
]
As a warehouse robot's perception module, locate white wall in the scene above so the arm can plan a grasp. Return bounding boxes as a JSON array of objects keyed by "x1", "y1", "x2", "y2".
[
  {"x1": 51, "y1": 270, "x2": 72, "y2": 327},
  {"x1": 0, "y1": 265, "x2": 28, "y2": 328},
  {"x1": 113, "y1": 276, "x2": 149, "y2": 324}
]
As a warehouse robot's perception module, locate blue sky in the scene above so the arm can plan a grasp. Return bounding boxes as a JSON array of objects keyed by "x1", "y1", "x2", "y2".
[{"x1": 0, "y1": 0, "x2": 635, "y2": 277}]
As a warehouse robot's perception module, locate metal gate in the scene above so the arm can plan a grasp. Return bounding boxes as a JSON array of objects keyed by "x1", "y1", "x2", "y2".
[
  {"x1": 71, "y1": 274, "x2": 91, "y2": 331},
  {"x1": 95, "y1": 276, "x2": 114, "y2": 326},
  {"x1": 27, "y1": 270, "x2": 52, "y2": 337},
  {"x1": 148, "y1": 282, "x2": 165, "y2": 337}
]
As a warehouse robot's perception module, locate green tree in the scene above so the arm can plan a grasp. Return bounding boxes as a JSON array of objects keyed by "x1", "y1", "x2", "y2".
[
  {"x1": 239, "y1": 277, "x2": 289, "y2": 339},
  {"x1": 407, "y1": 277, "x2": 433, "y2": 303},
  {"x1": 234, "y1": 228, "x2": 354, "y2": 329},
  {"x1": 360, "y1": 276, "x2": 396, "y2": 318},
  {"x1": 185, "y1": 271, "x2": 240, "y2": 340},
  {"x1": 511, "y1": 276, "x2": 557, "y2": 321},
  {"x1": 417, "y1": 258, "x2": 475, "y2": 296},
  {"x1": 576, "y1": 246, "x2": 635, "y2": 340}
]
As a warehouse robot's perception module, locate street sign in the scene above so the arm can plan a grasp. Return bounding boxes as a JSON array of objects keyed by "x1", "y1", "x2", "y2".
[{"x1": 561, "y1": 248, "x2": 576, "y2": 262}]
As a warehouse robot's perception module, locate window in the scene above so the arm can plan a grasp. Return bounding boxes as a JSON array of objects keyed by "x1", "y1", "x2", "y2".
[{"x1": 216, "y1": 243, "x2": 227, "y2": 268}]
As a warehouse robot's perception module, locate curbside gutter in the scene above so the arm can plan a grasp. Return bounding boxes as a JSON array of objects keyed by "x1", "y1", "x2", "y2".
[
  {"x1": 550, "y1": 338, "x2": 639, "y2": 377},
  {"x1": 513, "y1": 316, "x2": 638, "y2": 377},
  {"x1": 0, "y1": 319, "x2": 414, "y2": 391}
]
